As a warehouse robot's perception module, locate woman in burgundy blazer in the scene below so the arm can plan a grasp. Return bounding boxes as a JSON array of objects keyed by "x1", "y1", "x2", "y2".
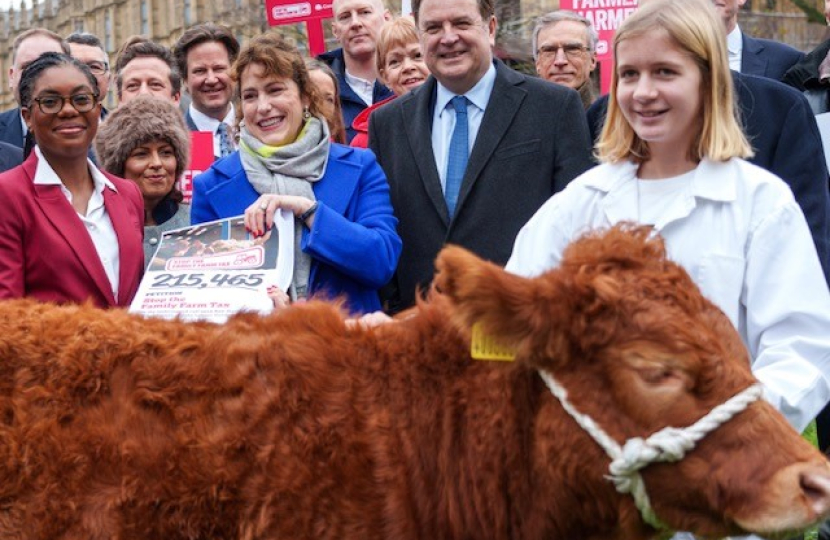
[{"x1": 0, "y1": 53, "x2": 144, "y2": 308}]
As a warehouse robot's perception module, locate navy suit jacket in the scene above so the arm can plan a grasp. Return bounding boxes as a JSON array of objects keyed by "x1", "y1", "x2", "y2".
[
  {"x1": 0, "y1": 141, "x2": 22, "y2": 173},
  {"x1": 741, "y1": 33, "x2": 804, "y2": 81},
  {"x1": 0, "y1": 108, "x2": 24, "y2": 149},
  {"x1": 586, "y1": 71, "x2": 830, "y2": 286},
  {"x1": 318, "y1": 48, "x2": 394, "y2": 144},
  {"x1": 369, "y1": 60, "x2": 595, "y2": 312}
]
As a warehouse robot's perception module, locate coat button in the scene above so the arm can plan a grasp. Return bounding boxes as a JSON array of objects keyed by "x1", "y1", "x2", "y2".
[{"x1": 149, "y1": 237, "x2": 159, "y2": 245}]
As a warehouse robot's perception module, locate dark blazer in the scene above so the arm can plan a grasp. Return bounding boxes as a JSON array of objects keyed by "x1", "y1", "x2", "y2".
[
  {"x1": 190, "y1": 145, "x2": 402, "y2": 315},
  {"x1": 586, "y1": 71, "x2": 830, "y2": 287},
  {"x1": 318, "y1": 48, "x2": 394, "y2": 144},
  {"x1": 369, "y1": 59, "x2": 595, "y2": 313},
  {"x1": 741, "y1": 33, "x2": 804, "y2": 81},
  {"x1": 0, "y1": 141, "x2": 22, "y2": 173},
  {"x1": 0, "y1": 108, "x2": 24, "y2": 149},
  {"x1": 0, "y1": 152, "x2": 145, "y2": 308}
]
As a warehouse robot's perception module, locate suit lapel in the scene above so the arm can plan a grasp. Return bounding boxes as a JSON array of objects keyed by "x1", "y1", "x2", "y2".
[
  {"x1": 185, "y1": 110, "x2": 199, "y2": 132},
  {"x1": 102, "y1": 182, "x2": 141, "y2": 305},
  {"x1": 0, "y1": 109, "x2": 25, "y2": 148},
  {"x1": 741, "y1": 34, "x2": 767, "y2": 77},
  {"x1": 455, "y1": 62, "x2": 525, "y2": 215},
  {"x1": 403, "y1": 79, "x2": 451, "y2": 225},
  {"x1": 31, "y1": 168, "x2": 116, "y2": 305}
]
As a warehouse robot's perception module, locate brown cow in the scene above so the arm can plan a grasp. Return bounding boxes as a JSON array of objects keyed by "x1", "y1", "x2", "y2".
[{"x1": 0, "y1": 224, "x2": 828, "y2": 539}]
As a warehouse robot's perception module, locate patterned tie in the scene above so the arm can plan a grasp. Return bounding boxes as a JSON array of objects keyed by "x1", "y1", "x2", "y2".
[
  {"x1": 445, "y1": 96, "x2": 468, "y2": 218},
  {"x1": 217, "y1": 122, "x2": 233, "y2": 158}
]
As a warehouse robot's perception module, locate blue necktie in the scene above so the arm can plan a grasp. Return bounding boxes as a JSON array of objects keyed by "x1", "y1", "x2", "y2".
[
  {"x1": 217, "y1": 122, "x2": 233, "y2": 158},
  {"x1": 445, "y1": 96, "x2": 468, "y2": 218}
]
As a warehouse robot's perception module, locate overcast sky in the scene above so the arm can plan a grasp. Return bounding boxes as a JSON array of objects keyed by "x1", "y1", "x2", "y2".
[
  {"x1": 0, "y1": 0, "x2": 33, "y2": 12},
  {"x1": 2, "y1": 0, "x2": 22, "y2": 11}
]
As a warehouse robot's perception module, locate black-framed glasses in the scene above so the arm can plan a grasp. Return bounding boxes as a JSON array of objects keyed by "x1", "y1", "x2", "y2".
[
  {"x1": 30, "y1": 93, "x2": 98, "y2": 114},
  {"x1": 537, "y1": 43, "x2": 590, "y2": 60},
  {"x1": 84, "y1": 61, "x2": 109, "y2": 76}
]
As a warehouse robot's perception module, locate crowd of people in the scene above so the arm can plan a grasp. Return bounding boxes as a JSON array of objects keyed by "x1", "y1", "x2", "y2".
[{"x1": 1, "y1": 0, "x2": 830, "y2": 535}]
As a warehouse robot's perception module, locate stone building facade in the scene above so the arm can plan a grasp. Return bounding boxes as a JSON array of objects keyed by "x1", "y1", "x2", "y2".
[{"x1": 0, "y1": 0, "x2": 827, "y2": 109}]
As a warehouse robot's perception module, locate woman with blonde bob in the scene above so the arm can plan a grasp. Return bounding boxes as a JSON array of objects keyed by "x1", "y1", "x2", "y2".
[{"x1": 507, "y1": 0, "x2": 830, "y2": 435}]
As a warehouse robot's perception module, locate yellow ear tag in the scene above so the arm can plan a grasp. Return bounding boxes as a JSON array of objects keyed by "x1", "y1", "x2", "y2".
[{"x1": 471, "y1": 322, "x2": 517, "y2": 361}]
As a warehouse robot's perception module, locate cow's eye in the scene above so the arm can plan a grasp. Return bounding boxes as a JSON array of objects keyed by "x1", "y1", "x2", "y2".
[{"x1": 639, "y1": 367, "x2": 679, "y2": 385}]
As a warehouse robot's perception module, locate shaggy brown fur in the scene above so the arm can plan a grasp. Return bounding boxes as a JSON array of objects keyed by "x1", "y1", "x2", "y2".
[{"x1": 0, "y1": 224, "x2": 827, "y2": 540}]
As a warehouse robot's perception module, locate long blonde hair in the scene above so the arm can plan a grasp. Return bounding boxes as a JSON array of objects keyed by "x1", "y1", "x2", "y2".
[{"x1": 596, "y1": 0, "x2": 753, "y2": 164}]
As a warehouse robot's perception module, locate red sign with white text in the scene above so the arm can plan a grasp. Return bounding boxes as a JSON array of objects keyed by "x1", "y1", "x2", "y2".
[
  {"x1": 265, "y1": 0, "x2": 332, "y2": 26},
  {"x1": 179, "y1": 131, "x2": 215, "y2": 204},
  {"x1": 560, "y1": 0, "x2": 638, "y2": 94},
  {"x1": 559, "y1": 0, "x2": 638, "y2": 61}
]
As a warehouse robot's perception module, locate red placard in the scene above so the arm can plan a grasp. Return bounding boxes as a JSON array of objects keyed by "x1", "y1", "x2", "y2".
[
  {"x1": 559, "y1": 0, "x2": 638, "y2": 94},
  {"x1": 265, "y1": 1, "x2": 332, "y2": 59},
  {"x1": 179, "y1": 131, "x2": 215, "y2": 204},
  {"x1": 265, "y1": 0, "x2": 332, "y2": 26}
]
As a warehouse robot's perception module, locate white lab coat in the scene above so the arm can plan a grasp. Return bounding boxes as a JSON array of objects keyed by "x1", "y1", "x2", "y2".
[{"x1": 506, "y1": 157, "x2": 830, "y2": 434}]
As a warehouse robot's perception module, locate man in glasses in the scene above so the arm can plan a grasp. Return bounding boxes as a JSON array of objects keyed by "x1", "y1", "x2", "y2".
[
  {"x1": 533, "y1": 10, "x2": 598, "y2": 109},
  {"x1": 0, "y1": 28, "x2": 69, "y2": 149},
  {"x1": 66, "y1": 32, "x2": 111, "y2": 119}
]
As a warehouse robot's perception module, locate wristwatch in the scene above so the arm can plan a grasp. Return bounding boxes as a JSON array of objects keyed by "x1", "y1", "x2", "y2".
[{"x1": 300, "y1": 201, "x2": 319, "y2": 225}]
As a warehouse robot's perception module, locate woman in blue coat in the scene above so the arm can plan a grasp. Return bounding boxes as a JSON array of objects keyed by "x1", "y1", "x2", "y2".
[{"x1": 191, "y1": 33, "x2": 401, "y2": 315}]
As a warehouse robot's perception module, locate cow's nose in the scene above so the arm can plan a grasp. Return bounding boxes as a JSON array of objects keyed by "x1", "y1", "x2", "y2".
[{"x1": 800, "y1": 467, "x2": 830, "y2": 518}]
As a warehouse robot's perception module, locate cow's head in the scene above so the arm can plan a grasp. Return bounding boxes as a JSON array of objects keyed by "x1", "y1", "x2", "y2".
[{"x1": 434, "y1": 224, "x2": 830, "y2": 538}]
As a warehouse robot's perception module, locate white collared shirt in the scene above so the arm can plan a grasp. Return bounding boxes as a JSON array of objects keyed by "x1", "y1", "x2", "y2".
[
  {"x1": 506, "y1": 157, "x2": 830, "y2": 434},
  {"x1": 431, "y1": 62, "x2": 497, "y2": 192},
  {"x1": 344, "y1": 70, "x2": 376, "y2": 106},
  {"x1": 33, "y1": 146, "x2": 121, "y2": 301},
  {"x1": 189, "y1": 103, "x2": 236, "y2": 157},
  {"x1": 727, "y1": 25, "x2": 743, "y2": 72}
]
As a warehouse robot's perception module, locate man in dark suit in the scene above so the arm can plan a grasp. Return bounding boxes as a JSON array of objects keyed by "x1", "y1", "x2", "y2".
[
  {"x1": 0, "y1": 28, "x2": 68, "y2": 149},
  {"x1": 369, "y1": 0, "x2": 594, "y2": 314},
  {"x1": 714, "y1": 0, "x2": 802, "y2": 80},
  {"x1": 0, "y1": 142, "x2": 22, "y2": 174}
]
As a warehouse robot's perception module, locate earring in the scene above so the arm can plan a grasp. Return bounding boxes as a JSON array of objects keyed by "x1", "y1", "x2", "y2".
[{"x1": 303, "y1": 107, "x2": 311, "y2": 120}]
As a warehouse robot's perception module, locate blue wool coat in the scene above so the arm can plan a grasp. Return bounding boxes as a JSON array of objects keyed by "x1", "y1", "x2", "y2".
[{"x1": 191, "y1": 144, "x2": 402, "y2": 314}]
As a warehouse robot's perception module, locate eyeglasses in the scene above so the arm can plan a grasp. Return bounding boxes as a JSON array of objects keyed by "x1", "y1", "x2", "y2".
[
  {"x1": 84, "y1": 61, "x2": 109, "y2": 75},
  {"x1": 537, "y1": 43, "x2": 590, "y2": 60},
  {"x1": 30, "y1": 93, "x2": 98, "y2": 114}
]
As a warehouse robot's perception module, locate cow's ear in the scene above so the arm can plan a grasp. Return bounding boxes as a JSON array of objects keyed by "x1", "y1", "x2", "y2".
[{"x1": 434, "y1": 246, "x2": 561, "y2": 352}]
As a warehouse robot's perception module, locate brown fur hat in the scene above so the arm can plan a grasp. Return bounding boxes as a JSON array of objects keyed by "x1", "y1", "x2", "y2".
[{"x1": 95, "y1": 96, "x2": 190, "y2": 181}]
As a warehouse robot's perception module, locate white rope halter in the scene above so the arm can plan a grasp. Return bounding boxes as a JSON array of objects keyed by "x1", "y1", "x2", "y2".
[{"x1": 537, "y1": 369, "x2": 763, "y2": 532}]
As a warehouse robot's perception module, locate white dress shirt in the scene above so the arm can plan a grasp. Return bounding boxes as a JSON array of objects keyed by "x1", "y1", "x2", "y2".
[
  {"x1": 33, "y1": 146, "x2": 121, "y2": 301},
  {"x1": 506, "y1": 157, "x2": 830, "y2": 434},
  {"x1": 344, "y1": 70, "x2": 376, "y2": 107},
  {"x1": 431, "y1": 62, "x2": 497, "y2": 192},
  {"x1": 727, "y1": 25, "x2": 744, "y2": 72},
  {"x1": 189, "y1": 103, "x2": 236, "y2": 157}
]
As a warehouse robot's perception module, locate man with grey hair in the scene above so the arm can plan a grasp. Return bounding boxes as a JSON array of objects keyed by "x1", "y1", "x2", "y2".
[
  {"x1": 532, "y1": 10, "x2": 598, "y2": 109},
  {"x1": 66, "y1": 32, "x2": 111, "y2": 118}
]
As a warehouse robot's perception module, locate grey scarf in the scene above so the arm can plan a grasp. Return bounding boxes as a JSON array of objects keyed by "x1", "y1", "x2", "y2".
[{"x1": 239, "y1": 116, "x2": 330, "y2": 300}]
